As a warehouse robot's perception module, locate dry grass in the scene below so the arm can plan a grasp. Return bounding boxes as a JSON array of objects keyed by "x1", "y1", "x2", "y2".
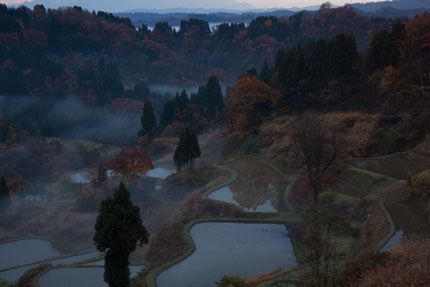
[
  {"x1": 361, "y1": 240, "x2": 430, "y2": 287},
  {"x1": 247, "y1": 269, "x2": 283, "y2": 287},
  {"x1": 258, "y1": 113, "x2": 380, "y2": 167},
  {"x1": 361, "y1": 204, "x2": 391, "y2": 249}
]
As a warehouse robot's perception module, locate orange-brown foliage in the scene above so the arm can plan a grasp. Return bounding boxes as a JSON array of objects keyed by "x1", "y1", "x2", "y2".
[
  {"x1": 361, "y1": 240, "x2": 430, "y2": 287},
  {"x1": 106, "y1": 146, "x2": 154, "y2": 181},
  {"x1": 226, "y1": 74, "x2": 280, "y2": 140}
]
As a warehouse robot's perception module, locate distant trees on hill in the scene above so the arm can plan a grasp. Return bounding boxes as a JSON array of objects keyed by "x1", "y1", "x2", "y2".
[{"x1": 0, "y1": 4, "x2": 395, "y2": 98}]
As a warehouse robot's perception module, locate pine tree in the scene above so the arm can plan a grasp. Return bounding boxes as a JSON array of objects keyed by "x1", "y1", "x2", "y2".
[
  {"x1": 173, "y1": 125, "x2": 201, "y2": 171},
  {"x1": 0, "y1": 177, "x2": 11, "y2": 212},
  {"x1": 259, "y1": 57, "x2": 272, "y2": 83},
  {"x1": 139, "y1": 100, "x2": 157, "y2": 137},
  {"x1": 174, "y1": 130, "x2": 187, "y2": 171},
  {"x1": 206, "y1": 76, "x2": 224, "y2": 119},
  {"x1": 94, "y1": 182, "x2": 149, "y2": 287}
]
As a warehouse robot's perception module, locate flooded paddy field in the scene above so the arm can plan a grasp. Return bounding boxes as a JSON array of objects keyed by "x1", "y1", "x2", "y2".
[
  {"x1": 156, "y1": 222, "x2": 296, "y2": 287},
  {"x1": 209, "y1": 157, "x2": 289, "y2": 212},
  {"x1": 38, "y1": 266, "x2": 143, "y2": 287}
]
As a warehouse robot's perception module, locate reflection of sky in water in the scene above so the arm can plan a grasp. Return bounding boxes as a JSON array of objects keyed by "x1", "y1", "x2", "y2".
[
  {"x1": 208, "y1": 158, "x2": 287, "y2": 212},
  {"x1": 381, "y1": 230, "x2": 403, "y2": 252},
  {"x1": 0, "y1": 239, "x2": 60, "y2": 270},
  {"x1": 70, "y1": 172, "x2": 91, "y2": 183},
  {"x1": 157, "y1": 223, "x2": 296, "y2": 287},
  {"x1": 39, "y1": 266, "x2": 143, "y2": 287},
  {"x1": 0, "y1": 250, "x2": 101, "y2": 281},
  {"x1": 147, "y1": 168, "x2": 173, "y2": 179},
  {"x1": 209, "y1": 186, "x2": 277, "y2": 212}
]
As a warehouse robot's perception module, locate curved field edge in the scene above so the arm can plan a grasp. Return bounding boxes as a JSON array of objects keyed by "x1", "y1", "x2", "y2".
[
  {"x1": 0, "y1": 249, "x2": 100, "y2": 273},
  {"x1": 143, "y1": 217, "x2": 302, "y2": 287},
  {"x1": 203, "y1": 155, "x2": 297, "y2": 213},
  {"x1": 20, "y1": 252, "x2": 107, "y2": 287},
  {"x1": 143, "y1": 155, "x2": 302, "y2": 287}
]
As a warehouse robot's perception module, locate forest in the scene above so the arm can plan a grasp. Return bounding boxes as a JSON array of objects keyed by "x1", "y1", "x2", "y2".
[{"x1": 0, "y1": 2, "x2": 430, "y2": 287}]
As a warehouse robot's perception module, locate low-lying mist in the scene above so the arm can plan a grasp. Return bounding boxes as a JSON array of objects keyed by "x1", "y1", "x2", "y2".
[{"x1": 0, "y1": 95, "x2": 141, "y2": 145}]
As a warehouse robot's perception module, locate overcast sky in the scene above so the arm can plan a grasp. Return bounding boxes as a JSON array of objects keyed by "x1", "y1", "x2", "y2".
[
  {"x1": 1, "y1": 0, "x2": 388, "y2": 8},
  {"x1": 239, "y1": 0, "x2": 385, "y2": 8}
]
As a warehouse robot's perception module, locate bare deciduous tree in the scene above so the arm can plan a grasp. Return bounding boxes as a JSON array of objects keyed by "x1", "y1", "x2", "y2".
[{"x1": 290, "y1": 114, "x2": 343, "y2": 208}]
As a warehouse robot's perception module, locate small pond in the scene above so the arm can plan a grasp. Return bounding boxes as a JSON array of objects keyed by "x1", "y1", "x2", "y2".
[
  {"x1": 39, "y1": 266, "x2": 143, "y2": 287},
  {"x1": 156, "y1": 222, "x2": 297, "y2": 287},
  {"x1": 208, "y1": 158, "x2": 288, "y2": 212}
]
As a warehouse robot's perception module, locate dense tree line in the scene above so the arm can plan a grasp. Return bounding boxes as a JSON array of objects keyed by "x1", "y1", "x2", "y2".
[
  {"x1": 0, "y1": 4, "x2": 394, "y2": 98},
  {"x1": 226, "y1": 13, "x2": 430, "y2": 138}
]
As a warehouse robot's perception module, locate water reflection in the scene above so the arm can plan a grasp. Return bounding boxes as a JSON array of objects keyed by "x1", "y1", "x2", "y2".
[
  {"x1": 157, "y1": 223, "x2": 297, "y2": 287},
  {"x1": 39, "y1": 266, "x2": 143, "y2": 287},
  {"x1": 0, "y1": 239, "x2": 60, "y2": 270},
  {"x1": 209, "y1": 158, "x2": 287, "y2": 212}
]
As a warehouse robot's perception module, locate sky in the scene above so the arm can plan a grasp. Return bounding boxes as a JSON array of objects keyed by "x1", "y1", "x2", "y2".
[
  {"x1": 238, "y1": 0, "x2": 386, "y2": 9},
  {"x1": 1, "y1": 0, "x2": 388, "y2": 9}
]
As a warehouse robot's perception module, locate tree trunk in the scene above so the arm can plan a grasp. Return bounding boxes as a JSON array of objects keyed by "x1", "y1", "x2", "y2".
[{"x1": 314, "y1": 190, "x2": 319, "y2": 209}]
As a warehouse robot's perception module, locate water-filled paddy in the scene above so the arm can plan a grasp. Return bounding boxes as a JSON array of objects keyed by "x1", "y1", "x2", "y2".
[
  {"x1": 381, "y1": 230, "x2": 403, "y2": 251},
  {"x1": 39, "y1": 266, "x2": 143, "y2": 287},
  {"x1": 69, "y1": 171, "x2": 91, "y2": 183},
  {"x1": 209, "y1": 158, "x2": 288, "y2": 212},
  {"x1": 156, "y1": 222, "x2": 297, "y2": 287},
  {"x1": 0, "y1": 250, "x2": 101, "y2": 281},
  {"x1": 209, "y1": 186, "x2": 277, "y2": 212},
  {"x1": 0, "y1": 239, "x2": 60, "y2": 270},
  {"x1": 381, "y1": 202, "x2": 430, "y2": 252},
  {"x1": 147, "y1": 167, "x2": 173, "y2": 179}
]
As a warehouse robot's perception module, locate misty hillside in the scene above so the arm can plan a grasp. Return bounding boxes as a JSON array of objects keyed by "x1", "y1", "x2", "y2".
[{"x1": 0, "y1": 2, "x2": 430, "y2": 287}]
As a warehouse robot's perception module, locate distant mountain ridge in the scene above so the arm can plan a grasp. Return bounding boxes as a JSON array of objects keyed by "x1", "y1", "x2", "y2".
[
  {"x1": 17, "y1": 0, "x2": 255, "y2": 13},
  {"x1": 350, "y1": 0, "x2": 430, "y2": 12}
]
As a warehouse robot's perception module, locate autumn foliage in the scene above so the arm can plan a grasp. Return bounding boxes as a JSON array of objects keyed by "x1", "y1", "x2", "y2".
[
  {"x1": 226, "y1": 74, "x2": 280, "y2": 139},
  {"x1": 360, "y1": 240, "x2": 430, "y2": 287},
  {"x1": 409, "y1": 169, "x2": 430, "y2": 200},
  {"x1": 106, "y1": 146, "x2": 154, "y2": 182}
]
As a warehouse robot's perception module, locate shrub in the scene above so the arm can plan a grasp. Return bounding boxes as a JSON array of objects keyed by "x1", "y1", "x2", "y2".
[{"x1": 216, "y1": 275, "x2": 248, "y2": 287}]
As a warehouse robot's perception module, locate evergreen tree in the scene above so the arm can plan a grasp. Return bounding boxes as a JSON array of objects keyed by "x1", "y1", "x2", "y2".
[
  {"x1": 205, "y1": 76, "x2": 224, "y2": 119},
  {"x1": 173, "y1": 125, "x2": 201, "y2": 171},
  {"x1": 259, "y1": 58, "x2": 272, "y2": 83},
  {"x1": 94, "y1": 182, "x2": 149, "y2": 287},
  {"x1": 139, "y1": 100, "x2": 157, "y2": 137},
  {"x1": 0, "y1": 177, "x2": 10, "y2": 212},
  {"x1": 159, "y1": 100, "x2": 175, "y2": 131},
  {"x1": 247, "y1": 67, "x2": 258, "y2": 77},
  {"x1": 328, "y1": 33, "x2": 359, "y2": 79},
  {"x1": 131, "y1": 81, "x2": 151, "y2": 101},
  {"x1": 190, "y1": 76, "x2": 224, "y2": 120}
]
